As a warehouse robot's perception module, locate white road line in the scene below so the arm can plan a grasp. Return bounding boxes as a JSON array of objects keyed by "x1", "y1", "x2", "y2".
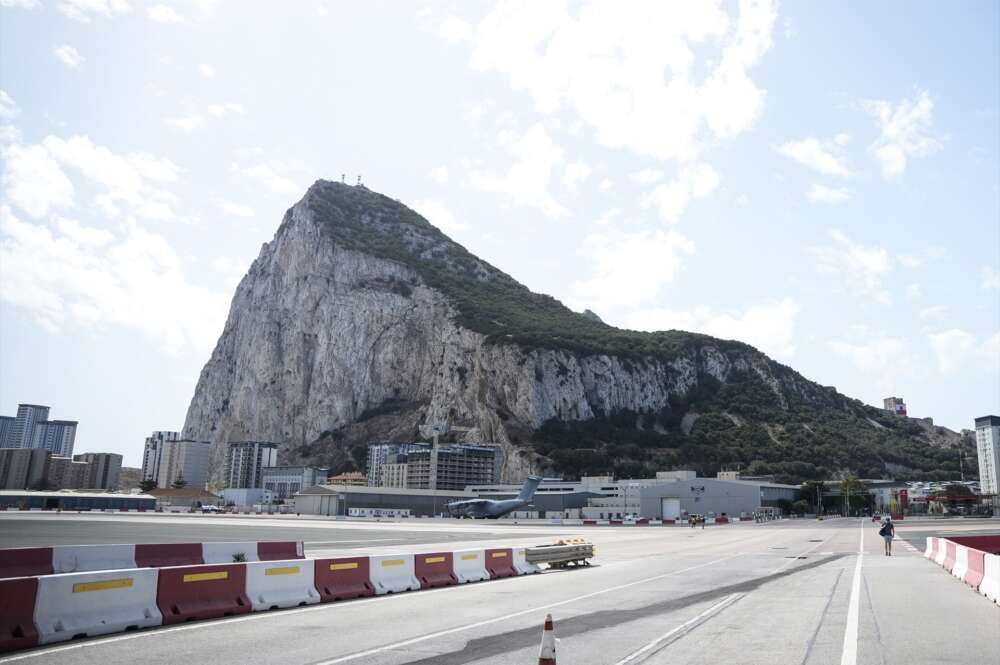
[
  {"x1": 0, "y1": 554, "x2": 743, "y2": 664},
  {"x1": 840, "y1": 519, "x2": 865, "y2": 665},
  {"x1": 610, "y1": 593, "x2": 743, "y2": 665}
]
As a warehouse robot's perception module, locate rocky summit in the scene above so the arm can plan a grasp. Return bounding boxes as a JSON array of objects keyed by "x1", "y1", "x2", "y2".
[{"x1": 183, "y1": 181, "x2": 974, "y2": 485}]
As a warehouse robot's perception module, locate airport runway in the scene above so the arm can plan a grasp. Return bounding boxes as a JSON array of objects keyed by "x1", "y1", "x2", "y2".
[{"x1": 1, "y1": 514, "x2": 997, "y2": 665}]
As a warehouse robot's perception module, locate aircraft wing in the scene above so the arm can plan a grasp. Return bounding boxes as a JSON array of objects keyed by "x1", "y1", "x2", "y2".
[{"x1": 447, "y1": 499, "x2": 491, "y2": 508}]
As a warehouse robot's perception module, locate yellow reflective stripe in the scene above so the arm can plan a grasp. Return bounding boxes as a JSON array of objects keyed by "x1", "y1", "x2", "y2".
[
  {"x1": 424, "y1": 556, "x2": 446, "y2": 564},
  {"x1": 461, "y1": 553, "x2": 479, "y2": 561},
  {"x1": 183, "y1": 571, "x2": 228, "y2": 582},
  {"x1": 329, "y1": 562, "x2": 358, "y2": 571},
  {"x1": 491, "y1": 552, "x2": 508, "y2": 558},
  {"x1": 265, "y1": 566, "x2": 299, "y2": 576},
  {"x1": 72, "y1": 578, "x2": 133, "y2": 593},
  {"x1": 381, "y1": 559, "x2": 404, "y2": 567}
]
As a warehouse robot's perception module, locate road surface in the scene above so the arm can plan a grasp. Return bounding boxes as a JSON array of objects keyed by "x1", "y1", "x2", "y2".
[{"x1": 1, "y1": 513, "x2": 997, "y2": 664}]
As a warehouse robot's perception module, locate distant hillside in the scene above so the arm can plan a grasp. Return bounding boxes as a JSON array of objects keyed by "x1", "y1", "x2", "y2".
[{"x1": 183, "y1": 181, "x2": 977, "y2": 485}]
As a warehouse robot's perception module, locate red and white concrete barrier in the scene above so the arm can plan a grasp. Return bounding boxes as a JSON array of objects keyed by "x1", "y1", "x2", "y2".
[{"x1": 926, "y1": 535, "x2": 1000, "y2": 605}]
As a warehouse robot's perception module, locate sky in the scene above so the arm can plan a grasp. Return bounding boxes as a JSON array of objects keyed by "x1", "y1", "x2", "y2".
[{"x1": 0, "y1": 0, "x2": 997, "y2": 468}]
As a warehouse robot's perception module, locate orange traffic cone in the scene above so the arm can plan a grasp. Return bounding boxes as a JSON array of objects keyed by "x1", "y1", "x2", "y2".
[{"x1": 538, "y1": 613, "x2": 556, "y2": 664}]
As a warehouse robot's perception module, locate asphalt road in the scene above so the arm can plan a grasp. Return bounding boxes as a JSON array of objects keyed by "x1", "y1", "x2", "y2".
[{"x1": 1, "y1": 514, "x2": 998, "y2": 665}]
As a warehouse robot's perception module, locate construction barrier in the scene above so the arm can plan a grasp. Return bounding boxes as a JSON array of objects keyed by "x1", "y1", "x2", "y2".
[
  {"x1": 257, "y1": 541, "x2": 304, "y2": 561},
  {"x1": 202, "y1": 542, "x2": 259, "y2": 564},
  {"x1": 965, "y1": 548, "x2": 986, "y2": 590},
  {"x1": 513, "y1": 547, "x2": 542, "y2": 575},
  {"x1": 52, "y1": 544, "x2": 136, "y2": 574},
  {"x1": 369, "y1": 554, "x2": 420, "y2": 595},
  {"x1": 945, "y1": 535, "x2": 1000, "y2": 555},
  {"x1": 136, "y1": 543, "x2": 203, "y2": 568},
  {"x1": 313, "y1": 556, "x2": 374, "y2": 602},
  {"x1": 245, "y1": 559, "x2": 319, "y2": 611},
  {"x1": 924, "y1": 537, "x2": 937, "y2": 559},
  {"x1": 452, "y1": 549, "x2": 490, "y2": 584},
  {"x1": 0, "y1": 547, "x2": 53, "y2": 579},
  {"x1": 155, "y1": 563, "x2": 250, "y2": 624},
  {"x1": 952, "y1": 546, "x2": 969, "y2": 581},
  {"x1": 981, "y1": 554, "x2": 1000, "y2": 603},
  {"x1": 942, "y1": 541, "x2": 957, "y2": 573},
  {"x1": 484, "y1": 548, "x2": 517, "y2": 579},
  {"x1": 0, "y1": 577, "x2": 39, "y2": 653},
  {"x1": 414, "y1": 552, "x2": 457, "y2": 589},
  {"x1": 33, "y1": 568, "x2": 162, "y2": 644},
  {"x1": 934, "y1": 540, "x2": 948, "y2": 566}
]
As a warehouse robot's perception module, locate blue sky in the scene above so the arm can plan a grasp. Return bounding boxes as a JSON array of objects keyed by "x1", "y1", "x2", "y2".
[{"x1": 1, "y1": 0, "x2": 997, "y2": 467}]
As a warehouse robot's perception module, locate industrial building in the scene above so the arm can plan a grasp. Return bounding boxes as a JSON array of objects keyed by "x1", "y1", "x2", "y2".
[
  {"x1": 0, "y1": 490, "x2": 155, "y2": 511},
  {"x1": 366, "y1": 441, "x2": 500, "y2": 490},
  {"x1": 262, "y1": 466, "x2": 328, "y2": 499},
  {"x1": 294, "y1": 484, "x2": 473, "y2": 517},
  {"x1": 975, "y1": 415, "x2": 1000, "y2": 495}
]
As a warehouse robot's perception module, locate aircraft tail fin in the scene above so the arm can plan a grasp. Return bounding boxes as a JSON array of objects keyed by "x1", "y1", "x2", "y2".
[{"x1": 517, "y1": 475, "x2": 542, "y2": 502}]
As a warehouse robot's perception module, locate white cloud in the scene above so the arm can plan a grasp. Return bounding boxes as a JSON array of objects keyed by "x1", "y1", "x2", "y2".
[
  {"x1": 864, "y1": 90, "x2": 941, "y2": 181},
  {"x1": 207, "y1": 103, "x2": 246, "y2": 118},
  {"x1": 198, "y1": 64, "x2": 215, "y2": 79},
  {"x1": 897, "y1": 246, "x2": 946, "y2": 268},
  {"x1": 428, "y1": 165, "x2": 449, "y2": 184},
  {"x1": 982, "y1": 265, "x2": 1000, "y2": 291},
  {"x1": 903, "y1": 283, "x2": 921, "y2": 302},
  {"x1": 3, "y1": 133, "x2": 182, "y2": 222},
  {"x1": 240, "y1": 162, "x2": 301, "y2": 196},
  {"x1": 58, "y1": 0, "x2": 130, "y2": 23},
  {"x1": 147, "y1": 4, "x2": 183, "y2": 23},
  {"x1": 778, "y1": 137, "x2": 852, "y2": 177},
  {"x1": 0, "y1": 205, "x2": 226, "y2": 353},
  {"x1": 649, "y1": 163, "x2": 719, "y2": 224},
  {"x1": 811, "y1": 229, "x2": 892, "y2": 303},
  {"x1": 470, "y1": 123, "x2": 568, "y2": 218},
  {"x1": 928, "y1": 329, "x2": 999, "y2": 374},
  {"x1": 54, "y1": 45, "x2": 84, "y2": 69},
  {"x1": 919, "y1": 305, "x2": 948, "y2": 321},
  {"x1": 0, "y1": 90, "x2": 18, "y2": 120},
  {"x1": 629, "y1": 298, "x2": 801, "y2": 361},
  {"x1": 829, "y1": 330, "x2": 917, "y2": 389},
  {"x1": 411, "y1": 199, "x2": 467, "y2": 233},
  {"x1": 630, "y1": 168, "x2": 664, "y2": 185},
  {"x1": 1, "y1": 0, "x2": 41, "y2": 8},
  {"x1": 1, "y1": 143, "x2": 76, "y2": 218},
  {"x1": 439, "y1": 16, "x2": 472, "y2": 43},
  {"x1": 572, "y1": 229, "x2": 695, "y2": 308},
  {"x1": 217, "y1": 201, "x2": 254, "y2": 217},
  {"x1": 467, "y1": 0, "x2": 777, "y2": 161},
  {"x1": 562, "y1": 160, "x2": 591, "y2": 193},
  {"x1": 598, "y1": 177, "x2": 613, "y2": 192},
  {"x1": 594, "y1": 208, "x2": 620, "y2": 226},
  {"x1": 164, "y1": 115, "x2": 205, "y2": 132},
  {"x1": 806, "y1": 184, "x2": 850, "y2": 204}
]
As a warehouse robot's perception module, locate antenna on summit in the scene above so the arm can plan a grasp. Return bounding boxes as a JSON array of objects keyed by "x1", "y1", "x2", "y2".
[
  {"x1": 341, "y1": 173, "x2": 345, "y2": 183},
  {"x1": 356, "y1": 174, "x2": 362, "y2": 186}
]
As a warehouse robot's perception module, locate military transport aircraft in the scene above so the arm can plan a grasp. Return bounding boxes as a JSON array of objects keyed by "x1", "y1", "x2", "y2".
[{"x1": 446, "y1": 475, "x2": 542, "y2": 518}]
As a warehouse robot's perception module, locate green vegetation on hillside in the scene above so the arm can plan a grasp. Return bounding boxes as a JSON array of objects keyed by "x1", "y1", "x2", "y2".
[{"x1": 306, "y1": 181, "x2": 748, "y2": 360}]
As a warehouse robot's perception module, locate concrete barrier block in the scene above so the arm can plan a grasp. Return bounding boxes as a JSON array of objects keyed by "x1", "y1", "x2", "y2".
[
  {"x1": 257, "y1": 541, "x2": 303, "y2": 560},
  {"x1": 0, "y1": 547, "x2": 53, "y2": 579},
  {"x1": 202, "y1": 542, "x2": 259, "y2": 564},
  {"x1": 952, "y1": 546, "x2": 969, "y2": 580},
  {"x1": 934, "y1": 540, "x2": 948, "y2": 566},
  {"x1": 136, "y1": 543, "x2": 203, "y2": 568},
  {"x1": 0, "y1": 577, "x2": 39, "y2": 653},
  {"x1": 942, "y1": 541, "x2": 957, "y2": 572},
  {"x1": 156, "y1": 564, "x2": 251, "y2": 624},
  {"x1": 34, "y1": 568, "x2": 162, "y2": 644},
  {"x1": 52, "y1": 544, "x2": 137, "y2": 574},
  {"x1": 924, "y1": 537, "x2": 936, "y2": 559},
  {"x1": 415, "y1": 552, "x2": 458, "y2": 589},
  {"x1": 314, "y1": 557, "x2": 374, "y2": 602},
  {"x1": 452, "y1": 549, "x2": 490, "y2": 584},
  {"x1": 484, "y1": 548, "x2": 517, "y2": 579},
  {"x1": 369, "y1": 554, "x2": 419, "y2": 595},
  {"x1": 512, "y1": 547, "x2": 542, "y2": 575},
  {"x1": 980, "y1": 554, "x2": 1000, "y2": 603},
  {"x1": 245, "y1": 559, "x2": 319, "y2": 611},
  {"x1": 965, "y1": 548, "x2": 986, "y2": 590}
]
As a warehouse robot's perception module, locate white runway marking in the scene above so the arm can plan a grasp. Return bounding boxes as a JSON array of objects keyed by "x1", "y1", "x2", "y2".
[
  {"x1": 610, "y1": 593, "x2": 743, "y2": 665},
  {"x1": 840, "y1": 520, "x2": 865, "y2": 665}
]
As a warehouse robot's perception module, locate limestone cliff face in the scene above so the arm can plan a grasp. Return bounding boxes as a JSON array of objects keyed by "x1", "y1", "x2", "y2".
[{"x1": 181, "y1": 182, "x2": 824, "y2": 483}]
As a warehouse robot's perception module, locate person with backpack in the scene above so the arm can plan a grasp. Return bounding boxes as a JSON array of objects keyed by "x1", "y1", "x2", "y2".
[{"x1": 879, "y1": 516, "x2": 895, "y2": 555}]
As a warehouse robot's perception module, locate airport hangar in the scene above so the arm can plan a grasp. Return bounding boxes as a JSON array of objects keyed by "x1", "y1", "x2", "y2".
[{"x1": 293, "y1": 483, "x2": 601, "y2": 517}]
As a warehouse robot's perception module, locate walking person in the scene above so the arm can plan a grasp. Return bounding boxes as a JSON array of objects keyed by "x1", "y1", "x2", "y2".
[{"x1": 879, "y1": 516, "x2": 895, "y2": 556}]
